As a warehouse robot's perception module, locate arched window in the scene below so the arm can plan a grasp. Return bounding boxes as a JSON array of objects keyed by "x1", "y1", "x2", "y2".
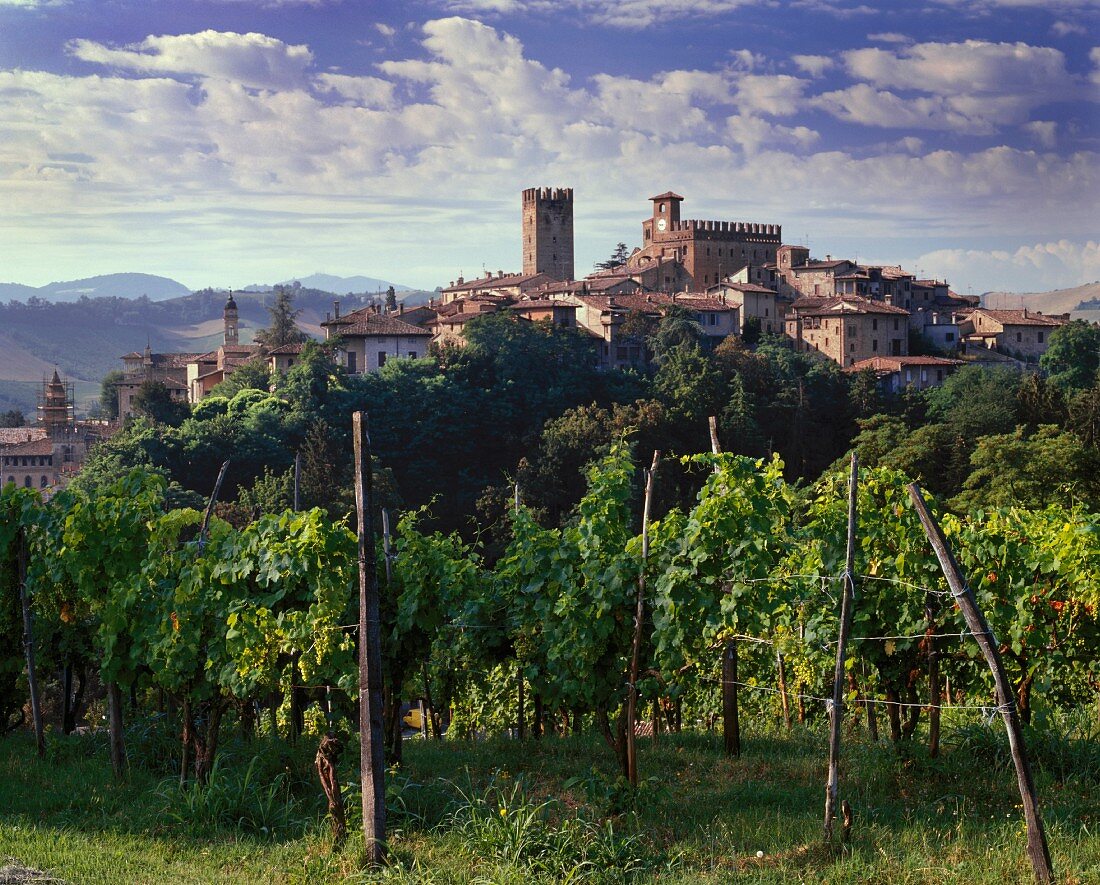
[
  {"x1": 24, "y1": 476, "x2": 32, "y2": 488},
  {"x1": 41, "y1": 476, "x2": 49, "y2": 488}
]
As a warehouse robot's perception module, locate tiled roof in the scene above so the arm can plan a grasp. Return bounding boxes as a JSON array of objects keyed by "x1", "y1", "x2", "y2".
[
  {"x1": 324, "y1": 311, "x2": 433, "y2": 336},
  {"x1": 846, "y1": 356, "x2": 962, "y2": 374},
  {"x1": 1, "y1": 438, "x2": 53, "y2": 457},
  {"x1": 267, "y1": 343, "x2": 307, "y2": 355},
  {"x1": 442, "y1": 272, "x2": 551, "y2": 294},
  {"x1": 974, "y1": 309, "x2": 1066, "y2": 328},
  {"x1": 675, "y1": 295, "x2": 735, "y2": 311},
  {"x1": 650, "y1": 191, "x2": 684, "y2": 201},
  {"x1": 511, "y1": 299, "x2": 579, "y2": 310},
  {"x1": 0, "y1": 427, "x2": 47, "y2": 446},
  {"x1": 713, "y1": 282, "x2": 777, "y2": 295},
  {"x1": 793, "y1": 296, "x2": 910, "y2": 317},
  {"x1": 434, "y1": 312, "x2": 489, "y2": 326}
]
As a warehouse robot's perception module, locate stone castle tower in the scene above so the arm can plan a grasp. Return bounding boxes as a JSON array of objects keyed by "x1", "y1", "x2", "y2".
[
  {"x1": 224, "y1": 291, "x2": 239, "y2": 346},
  {"x1": 38, "y1": 369, "x2": 73, "y2": 431},
  {"x1": 522, "y1": 187, "x2": 574, "y2": 281}
]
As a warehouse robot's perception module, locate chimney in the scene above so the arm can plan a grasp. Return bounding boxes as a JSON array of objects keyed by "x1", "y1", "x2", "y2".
[
  {"x1": 325, "y1": 311, "x2": 331, "y2": 322},
  {"x1": 498, "y1": 270, "x2": 504, "y2": 279},
  {"x1": 1023, "y1": 307, "x2": 1029, "y2": 318},
  {"x1": 457, "y1": 276, "x2": 464, "y2": 285},
  {"x1": 826, "y1": 254, "x2": 832, "y2": 262},
  {"x1": 333, "y1": 300, "x2": 340, "y2": 319},
  {"x1": 398, "y1": 303, "x2": 405, "y2": 315}
]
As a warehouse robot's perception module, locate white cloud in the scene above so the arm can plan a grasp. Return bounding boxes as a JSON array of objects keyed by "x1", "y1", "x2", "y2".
[
  {"x1": 375, "y1": 23, "x2": 397, "y2": 37},
  {"x1": 67, "y1": 31, "x2": 314, "y2": 91},
  {"x1": 1051, "y1": 20, "x2": 1088, "y2": 36},
  {"x1": 1, "y1": 17, "x2": 1098, "y2": 289},
  {"x1": 867, "y1": 32, "x2": 911, "y2": 43},
  {"x1": 1022, "y1": 120, "x2": 1057, "y2": 147},
  {"x1": 914, "y1": 241, "x2": 1100, "y2": 293},
  {"x1": 792, "y1": 54, "x2": 834, "y2": 77},
  {"x1": 438, "y1": 0, "x2": 765, "y2": 28}
]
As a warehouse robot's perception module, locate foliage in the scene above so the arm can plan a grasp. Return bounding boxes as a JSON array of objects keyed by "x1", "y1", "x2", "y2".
[
  {"x1": 253, "y1": 285, "x2": 308, "y2": 350},
  {"x1": 1040, "y1": 319, "x2": 1100, "y2": 391}
]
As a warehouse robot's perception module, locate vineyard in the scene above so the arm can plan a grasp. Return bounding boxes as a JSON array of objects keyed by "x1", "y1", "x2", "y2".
[{"x1": 2, "y1": 418, "x2": 1100, "y2": 883}]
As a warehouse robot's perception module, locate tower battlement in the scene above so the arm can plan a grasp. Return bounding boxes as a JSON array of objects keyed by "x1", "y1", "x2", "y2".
[{"x1": 522, "y1": 186, "x2": 575, "y2": 281}]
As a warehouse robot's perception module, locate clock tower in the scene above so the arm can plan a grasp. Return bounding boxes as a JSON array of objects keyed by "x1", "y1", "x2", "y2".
[{"x1": 650, "y1": 191, "x2": 683, "y2": 237}]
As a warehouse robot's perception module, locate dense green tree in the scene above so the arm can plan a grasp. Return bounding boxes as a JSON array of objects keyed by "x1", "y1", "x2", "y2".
[
  {"x1": 650, "y1": 305, "x2": 708, "y2": 360},
  {"x1": 99, "y1": 370, "x2": 125, "y2": 420},
  {"x1": 594, "y1": 242, "x2": 630, "y2": 271},
  {"x1": 253, "y1": 285, "x2": 308, "y2": 350},
  {"x1": 131, "y1": 381, "x2": 190, "y2": 427},
  {"x1": 385, "y1": 286, "x2": 398, "y2": 312},
  {"x1": 925, "y1": 365, "x2": 1022, "y2": 438},
  {"x1": 1040, "y1": 320, "x2": 1100, "y2": 390},
  {"x1": 0, "y1": 410, "x2": 25, "y2": 428},
  {"x1": 208, "y1": 358, "x2": 271, "y2": 399}
]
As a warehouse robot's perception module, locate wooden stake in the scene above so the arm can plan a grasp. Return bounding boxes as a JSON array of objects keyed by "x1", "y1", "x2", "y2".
[
  {"x1": 824, "y1": 452, "x2": 858, "y2": 842},
  {"x1": 926, "y1": 591, "x2": 942, "y2": 758},
  {"x1": 17, "y1": 530, "x2": 44, "y2": 759},
  {"x1": 293, "y1": 452, "x2": 301, "y2": 512},
  {"x1": 908, "y1": 483, "x2": 1053, "y2": 883},
  {"x1": 722, "y1": 639, "x2": 740, "y2": 757},
  {"x1": 353, "y1": 411, "x2": 386, "y2": 866},
  {"x1": 198, "y1": 460, "x2": 230, "y2": 551},
  {"x1": 107, "y1": 681, "x2": 127, "y2": 779},
  {"x1": 776, "y1": 649, "x2": 792, "y2": 731},
  {"x1": 626, "y1": 450, "x2": 660, "y2": 788},
  {"x1": 517, "y1": 662, "x2": 526, "y2": 740}
]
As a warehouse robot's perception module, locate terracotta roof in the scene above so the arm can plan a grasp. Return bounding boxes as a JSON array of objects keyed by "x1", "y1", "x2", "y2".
[
  {"x1": 793, "y1": 296, "x2": 910, "y2": 317},
  {"x1": 676, "y1": 295, "x2": 735, "y2": 311},
  {"x1": 713, "y1": 281, "x2": 777, "y2": 295},
  {"x1": 511, "y1": 300, "x2": 579, "y2": 311},
  {"x1": 0, "y1": 428, "x2": 47, "y2": 446},
  {"x1": 973, "y1": 309, "x2": 1066, "y2": 328},
  {"x1": 433, "y1": 312, "x2": 488, "y2": 326},
  {"x1": 1, "y1": 438, "x2": 53, "y2": 457},
  {"x1": 791, "y1": 260, "x2": 852, "y2": 271},
  {"x1": 324, "y1": 311, "x2": 433, "y2": 337},
  {"x1": 846, "y1": 356, "x2": 963, "y2": 374},
  {"x1": 267, "y1": 343, "x2": 307, "y2": 355},
  {"x1": 441, "y1": 272, "x2": 552, "y2": 294},
  {"x1": 650, "y1": 191, "x2": 684, "y2": 201}
]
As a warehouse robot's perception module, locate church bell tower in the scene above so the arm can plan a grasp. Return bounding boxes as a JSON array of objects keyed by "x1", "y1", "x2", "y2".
[{"x1": 224, "y1": 291, "x2": 239, "y2": 346}]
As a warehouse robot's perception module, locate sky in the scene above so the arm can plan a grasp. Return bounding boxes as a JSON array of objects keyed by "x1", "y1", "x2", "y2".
[{"x1": 0, "y1": 0, "x2": 1098, "y2": 295}]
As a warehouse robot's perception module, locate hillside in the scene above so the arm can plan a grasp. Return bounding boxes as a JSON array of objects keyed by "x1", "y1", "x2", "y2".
[
  {"x1": 982, "y1": 281, "x2": 1100, "y2": 318},
  {"x1": 0, "y1": 286, "x2": 432, "y2": 415},
  {"x1": 0, "y1": 273, "x2": 191, "y2": 303}
]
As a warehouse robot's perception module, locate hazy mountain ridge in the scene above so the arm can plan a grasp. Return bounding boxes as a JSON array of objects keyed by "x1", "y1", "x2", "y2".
[
  {"x1": 0, "y1": 273, "x2": 191, "y2": 303},
  {"x1": 982, "y1": 282, "x2": 1100, "y2": 317}
]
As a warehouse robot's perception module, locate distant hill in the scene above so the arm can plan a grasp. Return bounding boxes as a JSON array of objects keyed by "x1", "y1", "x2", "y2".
[
  {"x1": 0, "y1": 273, "x2": 191, "y2": 303},
  {"x1": 244, "y1": 273, "x2": 413, "y2": 294},
  {"x1": 983, "y1": 282, "x2": 1100, "y2": 319}
]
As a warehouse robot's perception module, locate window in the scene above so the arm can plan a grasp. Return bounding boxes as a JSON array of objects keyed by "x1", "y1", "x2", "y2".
[
  {"x1": 765, "y1": 308, "x2": 769, "y2": 317},
  {"x1": 893, "y1": 320, "x2": 899, "y2": 331},
  {"x1": 850, "y1": 343, "x2": 856, "y2": 352},
  {"x1": 1038, "y1": 331, "x2": 1045, "y2": 344},
  {"x1": 347, "y1": 351, "x2": 357, "y2": 373},
  {"x1": 408, "y1": 351, "x2": 418, "y2": 359},
  {"x1": 872, "y1": 319, "x2": 878, "y2": 331},
  {"x1": 709, "y1": 314, "x2": 717, "y2": 326},
  {"x1": 616, "y1": 346, "x2": 628, "y2": 361},
  {"x1": 24, "y1": 476, "x2": 31, "y2": 488},
  {"x1": 378, "y1": 351, "x2": 387, "y2": 367},
  {"x1": 936, "y1": 369, "x2": 944, "y2": 381},
  {"x1": 1017, "y1": 332, "x2": 1022, "y2": 343},
  {"x1": 872, "y1": 339, "x2": 878, "y2": 352},
  {"x1": 40, "y1": 476, "x2": 47, "y2": 488},
  {"x1": 945, "y1": 332, "x2": 955, "y2": 342}
]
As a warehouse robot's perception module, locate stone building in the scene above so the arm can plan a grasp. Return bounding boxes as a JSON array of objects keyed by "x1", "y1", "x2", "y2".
[
  {"x1": 321, "y1": 302, "x2": 433, "y2": 372},
  {"x1": 786, "y1": 296, "x2": 910, "y2": 367},
  {"x1": 628, "y1": 192, "x2": 781, "y2": 290},
  {"x1": 522, "y1": 187, "x2": 574, "y2": 281},
  {"x1": 961, "y1": 309, "x2": 1066, "y2": 362},
  {"x1": 439, "y1": 271, "x2": 555, "y2": 305},
  {"x1": 117, "y1": 346, "x2": 195, "y2": 417},
  {"x1": 706, "y1": 280, "x2": 782, "y2": 335},
  {"x1": 846, "y1": 355, "x2": 963, "y2": 393}
]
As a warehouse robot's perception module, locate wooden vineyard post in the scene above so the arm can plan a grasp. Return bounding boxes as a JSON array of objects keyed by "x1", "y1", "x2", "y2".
[
  {"x1": 625, "y1": 450, "x2": 660, "y2": 788},
  {"x1": 708, "y1": 417, "x2": 741, "y2": 757},
  {"x1": 353, "y1": 411, "x2": 386, "y2": 866},
  {"x1": 723, "y1": 639, "x2": 740, "y2": 757},
  {"x1": 776, "y1": 648, "x2": 792, "y2": 731},
  {"x1": 517, "y1": 662, "x2": 526, "y2": 740},
  {"x1": 293, "y1": 451, "x2": 301, "y2": 512},
  {"x1": 17, "y1": 530, "x2": 45, "y2": 759},
  {"x1": 907, "y1": 484, "x2": 1054, "y2": 883},
  {"x1": 925, "y1": 590, "x2": 942, "y2": 758},
  {"x1": 824, "y1": 452, "x2": 858, "y2": 843}
]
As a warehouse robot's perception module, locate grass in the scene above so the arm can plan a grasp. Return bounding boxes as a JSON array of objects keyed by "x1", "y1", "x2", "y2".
[{"x1": 1, "y1": 719, "x2": 1099, "y2": 884}]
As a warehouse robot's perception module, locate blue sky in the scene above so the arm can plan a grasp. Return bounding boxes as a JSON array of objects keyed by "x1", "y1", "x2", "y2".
[{"x1": 0, "y1": 0, "x2": 1097, "y2": 294}]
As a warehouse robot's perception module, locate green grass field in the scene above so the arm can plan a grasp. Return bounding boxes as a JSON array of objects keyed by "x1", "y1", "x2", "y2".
[{"x1": 1, "y1": 721, "x2": 1098, "y2": 884}]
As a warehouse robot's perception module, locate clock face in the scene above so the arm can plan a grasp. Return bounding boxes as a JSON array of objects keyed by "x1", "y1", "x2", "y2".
[{"x1": 656, "y1": 218, "x2": 667, "y2": 232}]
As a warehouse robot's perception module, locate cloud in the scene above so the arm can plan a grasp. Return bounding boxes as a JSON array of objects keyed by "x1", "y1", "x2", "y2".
[
  {"x1": 1022, "y1": 120, "x2": 1057, "y2": 147},
  {"x1": 1051, "y1": 20, "x2": 1088, "y2": 36},
  {"x1": 438, "y1": 0, "x2": 766, "y2": 28},
  {"x1": 2, "y1": 17, "x2": 1098, "y2": 290},
  {"x1": 67, "y1": 30, "x2": 313, "y2": 90},
  {"x1": 375, "y1": 23, "x2": 397, "y2": 37},
  {"x1": 867, "y1": 32, "x2": 910, "y2": 44},
  {"x1": 792, "y1": 54, "x2": 834, "y2": 77},
  {"x1": 913, "y1": 240, "x2": 1100, "y2": 293}
]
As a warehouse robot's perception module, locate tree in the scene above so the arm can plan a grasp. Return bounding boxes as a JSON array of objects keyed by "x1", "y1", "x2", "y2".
[
  {"x1": 100, "y1": 370, "x2": 125, "y2": 420},
  {"x1": 385, "y1": 286, "x2": 398, "y2": 313},
  {"x1": 254, "y1": 285, "x2": 308, "y2": 350},
  {"x1": 131, "y1": 381, "x2": 189, "y2": 427},
  {"x1": 594, "y1": 242, "x2": 630, "y2": 271},
  {"x1": 1039, "y1": 320, "x2": 1100, "y2": 391},
  {"x1": 0, "y1": 410, "x2": 25, "y2": 428},
  {"x1": 651, "y1": 305, "x2": 707, "y2": 361}
]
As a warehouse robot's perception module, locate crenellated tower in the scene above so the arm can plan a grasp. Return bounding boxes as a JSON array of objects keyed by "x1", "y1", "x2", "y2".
[{"x1": 522, "y1": 186, "x2": 574, "y2": 281}]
